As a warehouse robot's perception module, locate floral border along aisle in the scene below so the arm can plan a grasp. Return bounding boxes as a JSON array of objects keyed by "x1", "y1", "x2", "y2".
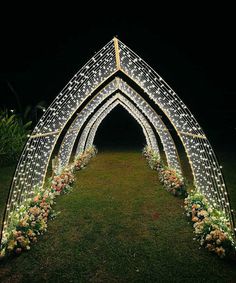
[
  {"x1": 142, "y1": 145, "x2": 236, "y2": 258},
  {"x1": 0, "y1": 145, "x2": 97, "y2": 258},
  {"x1": 142, "y1": 146, "x2": 186, "y2": 197},
  {"x1": 184, "y1": 190, "x2": 235, "y2": 258}
]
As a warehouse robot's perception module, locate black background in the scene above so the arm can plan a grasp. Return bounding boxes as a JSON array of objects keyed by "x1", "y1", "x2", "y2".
[{"x1": 0, "y1": 4, "x2": 235, "y2": 151}]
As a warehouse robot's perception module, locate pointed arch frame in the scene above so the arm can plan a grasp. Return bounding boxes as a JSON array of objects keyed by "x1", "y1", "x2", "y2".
[
  {"x1": 57, "y1": 84, "x2": 161, "y2": 169},
  {"x1": 77, "y1": 93, "x2": 159, "y2": 153},
  {"x1": 1, "y1": 37, "x2": 235, "y2": 244},
  {"x1": 57, "y1": 77, "x2": 181, "y2": 174}
]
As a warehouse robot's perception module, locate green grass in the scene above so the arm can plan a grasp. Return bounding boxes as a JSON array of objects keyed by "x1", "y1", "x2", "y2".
[{"x1": 0, "y1": 151, "x2": 236, "y2": 282}]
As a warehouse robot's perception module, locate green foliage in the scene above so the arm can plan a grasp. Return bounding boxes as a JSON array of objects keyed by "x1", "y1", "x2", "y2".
[{"x1": 0, "y1": 110, "x2": 32, "y2": 165}]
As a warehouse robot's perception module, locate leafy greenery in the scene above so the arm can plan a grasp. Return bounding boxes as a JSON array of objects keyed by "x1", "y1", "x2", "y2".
[
  {"x1": 0, "y1": 110, "x2": 31, "y2": 165},
  {"x1": 0, "y1": 151, "x2": 236, "y2": 282}
]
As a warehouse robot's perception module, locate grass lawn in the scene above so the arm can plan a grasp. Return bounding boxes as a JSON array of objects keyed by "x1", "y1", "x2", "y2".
[{"x1": 0, "y1": 150, "x2": 236, "y2": 282}]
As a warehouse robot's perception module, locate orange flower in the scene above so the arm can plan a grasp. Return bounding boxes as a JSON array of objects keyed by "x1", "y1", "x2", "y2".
[
  {"x1": 206, "y1": 244, "x2": 214, "y2": 251},
  {"x1": 206, "y1": 234, "x2": 212, "y2": 241},
  {"x1": 215, "y1": 247, "x2": 225, "y2": 257},
  {"x1": 33, "y1": 196, "x2": 39, "y2": 202}
]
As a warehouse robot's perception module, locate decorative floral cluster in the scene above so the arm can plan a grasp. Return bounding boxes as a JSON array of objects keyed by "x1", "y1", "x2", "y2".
[
  {"x1": 0, "y1": 146, "x2": 97, "y2": 258},
  {"x1": 74, "y1": 146, "x2": 98, "y2": 171},
  {"x1": 143, "y1": 146, "x2": 186, "y2": 196},
  {"x1": 0, "y1": 186, "x2": 57, "y2": 257},
  {"x1": 142, "y1": 145, "x2": 153, "y2": 159},
  {"x1": 51, "y1": 168, "x2": 75, "y2": 194},
  {"x1": 184, "y1": 190, "x2": 236, "y2": 258},
  {"x1": 158, "y1": 167, "x2": 186, "y2": 197},
  {"x1": 142, "y1": 146, "x2": 162, "y2": 171}
]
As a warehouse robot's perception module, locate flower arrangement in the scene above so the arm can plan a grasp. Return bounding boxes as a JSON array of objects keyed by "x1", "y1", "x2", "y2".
[
  {"x1": 0, "y1": 146, "x2": 97, "y2": 258},
  {"x1": 74, "y1": 145, "x2": 97, "y2": 171},
  {"x1": 51, "y1": 167, "x2": 75, "y2": 194},
  {"x1": 0, "y1": 186, "x2": 57, "y2": 257},
  {"x1": 158, "y1": 167, "x2": 186, "y2": 197},
  {"x1": 143, "y1": 146, "x2": 186, "y2": 196},
  {"x1": 184, "y1": 190, "x2": 236, "y2": 258},
  {"x1": 142, "y1": 145, "x2": 153, "y2": 159},
  {"x1": 142, "y1": 146, "x2": 162, "y2": 171},
  {"x1": 143, "y1": 146, "x2": 235, "y2": 258}
]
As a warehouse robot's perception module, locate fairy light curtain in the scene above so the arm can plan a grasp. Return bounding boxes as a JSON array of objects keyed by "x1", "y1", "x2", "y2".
[{"x1": 75, "y1": 78, "x2": 181, "y2": 173}]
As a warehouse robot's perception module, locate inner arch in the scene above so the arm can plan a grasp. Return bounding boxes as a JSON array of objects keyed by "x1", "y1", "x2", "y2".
[
  {"x1": 84, "y1": 96, "x2": 156, "y2": 151},
  {"x1": 93, "y1": 103, "x2": 146, "y2": 150},
  {"x1": 77, "y1": 94, "x2": 159, "y2": 155},
  {"x1": 56, "y1": 78, "x2": 180, "y2": 174}
]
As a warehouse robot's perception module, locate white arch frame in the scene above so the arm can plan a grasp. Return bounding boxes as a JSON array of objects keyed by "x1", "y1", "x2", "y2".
[{"x1": 1, "y1": 37, "x2": 234, "y2": 244}]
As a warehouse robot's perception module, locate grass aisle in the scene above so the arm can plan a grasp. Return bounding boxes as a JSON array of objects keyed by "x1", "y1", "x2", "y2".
[{"x1": 0, "y1": 151, "x2": 236, "y2": 282}]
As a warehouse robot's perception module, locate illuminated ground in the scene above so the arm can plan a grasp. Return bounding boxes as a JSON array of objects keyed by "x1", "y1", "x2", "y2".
[{"x1": 0, "y1": 151, "x2": 236, "y2": 282}]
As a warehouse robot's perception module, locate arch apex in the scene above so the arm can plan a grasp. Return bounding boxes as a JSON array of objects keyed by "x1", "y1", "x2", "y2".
[{"x1": 113, "y1": 37, "x2": 121, "y2": 70}]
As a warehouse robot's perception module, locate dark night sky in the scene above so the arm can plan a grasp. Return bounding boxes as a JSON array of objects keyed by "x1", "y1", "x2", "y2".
[{"x1": 0, "y1": 5, "x2": 235, "y2": 150}]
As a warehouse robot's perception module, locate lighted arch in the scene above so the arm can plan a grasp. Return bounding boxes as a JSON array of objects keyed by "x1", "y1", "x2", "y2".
[
  {"x1": 117, "y1": 41, "x2": 227, "y2": 211},
  {"x1": 1, "y1": 37, "x2": 235, "y2": 244},
  {"x1": 77, "y1": 93, "x2": 159, "y2": 154},
  {"x1": 85, "y1": 94, "x2": 160, "y2": 151},
  {"x1": 118, "y1": 40, "x2": 234, "y2": 229},
  {"x1": 82, "y1": 97, "x2": 150, "y2": 152},
  {"x1": 57, "y1": 88, "x2": 160, "y2": 169},
  {"x1": 58, "y1": 77, "x2": 181, "y2": 175}
]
